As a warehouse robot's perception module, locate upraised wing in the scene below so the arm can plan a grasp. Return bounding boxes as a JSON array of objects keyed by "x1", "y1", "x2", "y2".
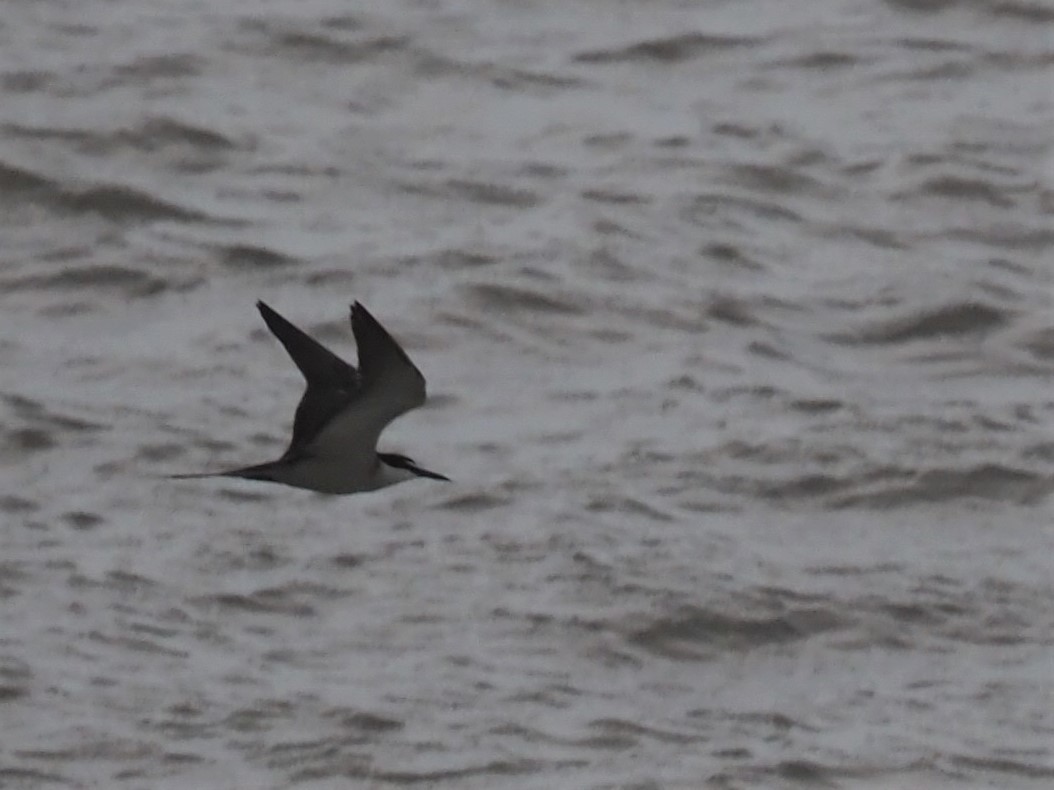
[
  {"x1": 256, "y1": 301, "x2": 360, "y2": 455},
  {"x1": 297, "y1": 302, "x2": 427, "y2": 462},
  {"x1": 351, "y1": 301, "x2": 426, "y2": 422}
]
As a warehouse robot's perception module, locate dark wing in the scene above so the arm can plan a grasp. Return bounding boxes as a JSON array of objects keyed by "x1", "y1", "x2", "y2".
[
  {"x1": 350, "y1": 301, "x2": 426, "y2": 423},
  {"x1": 256, "y1": 301, "x2": 360, "y2": 454},
  {"x1": 291, "y1": 304, "x2": 427, "y2": 462}
]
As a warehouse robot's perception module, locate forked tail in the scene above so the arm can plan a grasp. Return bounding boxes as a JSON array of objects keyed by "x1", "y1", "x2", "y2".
[{"x1": 169, "y1": 461, "x2": 281, "y2": 483}]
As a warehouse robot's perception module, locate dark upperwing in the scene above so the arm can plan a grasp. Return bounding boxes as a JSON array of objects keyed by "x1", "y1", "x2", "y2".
[
  {"x1": 349, "y1": 301, "x2": 426, "y2": 425},
  {"x1": 256, "y1": 301, "x2": 360, "y2": 455}
]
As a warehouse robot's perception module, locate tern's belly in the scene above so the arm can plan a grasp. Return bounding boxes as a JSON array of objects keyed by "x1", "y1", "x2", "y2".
[{"x1": 276, "y1": 455, "x2": 377, "y2": 494}]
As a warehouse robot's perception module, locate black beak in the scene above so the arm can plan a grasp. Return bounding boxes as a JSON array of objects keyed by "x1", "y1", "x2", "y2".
[{"x1": 414, "y1": 467, "x2": 451, "y2": 481}]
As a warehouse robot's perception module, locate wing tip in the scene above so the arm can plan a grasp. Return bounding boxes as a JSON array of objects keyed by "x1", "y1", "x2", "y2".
[
  {"x1": 257, "y1": 300, "x2": 279, "y2": 326},
  {"x1": 351, "y1": 302, "x2": 391, "y2": 338},
  {"x1": 350, "y1": 301, "x2": 376, "y2": 333}
]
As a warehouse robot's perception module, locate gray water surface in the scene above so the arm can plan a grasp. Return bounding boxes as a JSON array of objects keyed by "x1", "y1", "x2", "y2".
[{"x1": 1, "y1": 1, "x2": 1052, "y2": 788}]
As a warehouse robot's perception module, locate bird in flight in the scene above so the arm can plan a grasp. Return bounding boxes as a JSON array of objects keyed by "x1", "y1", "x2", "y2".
[{"x1": 173, "y1": 301, "x2": 448, "y2": 494}]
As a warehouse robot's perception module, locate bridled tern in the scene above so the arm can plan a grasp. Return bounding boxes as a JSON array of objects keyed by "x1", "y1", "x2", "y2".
[{"x1": 173, "y1": 301, "x2": 448, "y2": 494}]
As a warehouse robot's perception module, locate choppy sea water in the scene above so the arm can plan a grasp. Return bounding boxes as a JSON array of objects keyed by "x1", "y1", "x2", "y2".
[{"x1": 1, "y1": 1, "x2": 1052, "y2": 788}]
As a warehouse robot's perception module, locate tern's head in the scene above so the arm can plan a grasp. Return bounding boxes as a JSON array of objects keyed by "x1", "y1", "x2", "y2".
[{"x1": 378, "y1": 452, "x2": 450, "y2": 483}]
